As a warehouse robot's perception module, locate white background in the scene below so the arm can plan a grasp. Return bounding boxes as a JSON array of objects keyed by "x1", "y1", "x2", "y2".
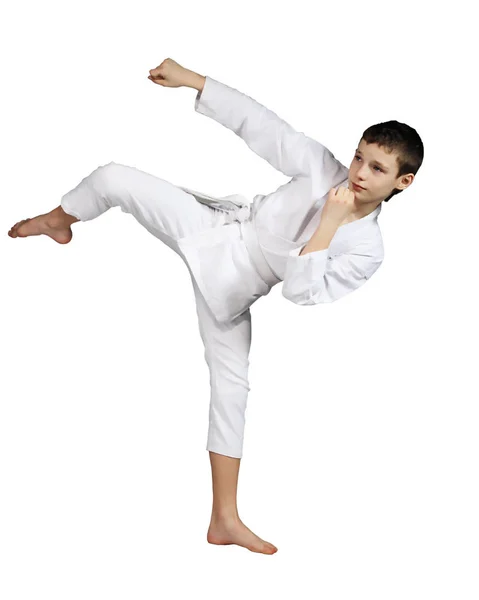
[{"x1": 1, "y1": 0, "x2": 478, "y2": 598}]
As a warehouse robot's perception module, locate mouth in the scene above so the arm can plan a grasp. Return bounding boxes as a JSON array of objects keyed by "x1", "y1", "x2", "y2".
[{"x1": 352, "y1": 182, "x2": 366, "y2": 190}]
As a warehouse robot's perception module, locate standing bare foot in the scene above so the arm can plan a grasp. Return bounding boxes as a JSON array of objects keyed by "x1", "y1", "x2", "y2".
[
  {"x1": 207, "y1": 515, "x2": 278, "y2": 554},
  {"x1": 8, "y1": 206, "x2": 77, "y2": 244}
]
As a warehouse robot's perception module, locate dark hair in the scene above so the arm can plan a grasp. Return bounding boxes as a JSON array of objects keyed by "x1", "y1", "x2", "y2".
[{"x1": 359, "y1": 120, "x2": 424, "y2": 202}]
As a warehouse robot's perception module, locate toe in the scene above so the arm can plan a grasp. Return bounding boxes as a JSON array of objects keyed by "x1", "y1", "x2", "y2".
[{"x1": 15, "y1": 220, "x2": 29, "y2": 236}]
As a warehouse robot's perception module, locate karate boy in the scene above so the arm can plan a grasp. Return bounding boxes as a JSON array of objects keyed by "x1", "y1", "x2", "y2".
[{"x1": 8, "y1": 58, "x2": 424, "y2": 555}]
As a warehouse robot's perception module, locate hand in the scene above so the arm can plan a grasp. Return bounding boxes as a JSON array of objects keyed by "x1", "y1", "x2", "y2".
[
  {"x1": 321, "y1": 186, "x2": 357, "y2": 225},
  {"x1": 147, "y1": 58, "x2": 190, "y2": 88}
]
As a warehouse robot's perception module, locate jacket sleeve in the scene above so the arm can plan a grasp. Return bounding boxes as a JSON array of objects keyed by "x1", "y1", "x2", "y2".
[
  {"x1": 281, "y1": 240, "x2": 384, "y2": 305},
  {"x1": 194, "y1": 75, "x2": 333, "y2": 178}
]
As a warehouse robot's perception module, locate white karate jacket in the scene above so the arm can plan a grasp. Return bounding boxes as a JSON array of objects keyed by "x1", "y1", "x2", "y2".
[{"x1": 175, "y1": 76, "x2": 384, "y2": 323}]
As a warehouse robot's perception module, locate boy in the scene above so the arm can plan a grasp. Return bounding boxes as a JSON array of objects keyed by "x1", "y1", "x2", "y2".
[{"x1": 8, "y1": 58, "x2": 423, "y2": 555}]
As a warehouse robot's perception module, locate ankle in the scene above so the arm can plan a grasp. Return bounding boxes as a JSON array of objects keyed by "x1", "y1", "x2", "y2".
[
  {"x1": 48, "y1": 206, "x2": 77, "y2": 227},
  {"x1": 211, "y1": 508, "x2": 240, "y2": 523}
]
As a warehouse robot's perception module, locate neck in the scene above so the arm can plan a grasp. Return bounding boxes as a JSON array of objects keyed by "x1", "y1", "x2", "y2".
[{"x1": 344, "y1": 199, "x2": 382, "y2": 224}]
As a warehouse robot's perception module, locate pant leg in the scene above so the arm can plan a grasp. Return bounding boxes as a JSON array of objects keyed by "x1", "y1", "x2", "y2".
[
  {"x1": 190, "y1": 276, "x2": 252, "y2": 459},
  {"x1": 61, "y1": 161, "x2": 252, "y2": 458},
  {"x1": 60, "y1": 161, "x2": 227, "y2": 253}
]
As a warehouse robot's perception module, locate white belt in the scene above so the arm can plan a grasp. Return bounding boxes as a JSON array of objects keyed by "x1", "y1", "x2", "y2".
[
  {"x1": 182, "y1": 186, "x2": 280, "y2": 288},
  {"x1": 240, "y1": 218, "x2": 281, "y2": 288}
]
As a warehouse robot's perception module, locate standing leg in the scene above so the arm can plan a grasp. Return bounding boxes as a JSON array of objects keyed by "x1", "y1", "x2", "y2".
[{"x1": 190, "y1": 277, "x2": 277, "y2": 554}]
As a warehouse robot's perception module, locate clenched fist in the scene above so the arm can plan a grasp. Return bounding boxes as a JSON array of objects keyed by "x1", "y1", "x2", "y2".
[
  {"x1": 147, "y1": 58, "x2": 189, "y2": 88},
  {"x1": 321, "y1": 186, "x2": 357, "y2": 224}
]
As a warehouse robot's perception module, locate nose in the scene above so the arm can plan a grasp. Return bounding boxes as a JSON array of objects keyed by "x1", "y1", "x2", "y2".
[{"x1": 356, "y1": 168, "x2": 367, "y2": 182}]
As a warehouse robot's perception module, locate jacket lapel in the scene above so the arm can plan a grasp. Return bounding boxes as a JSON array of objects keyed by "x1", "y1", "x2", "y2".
[{"x1": 328, "y1": 205, "x2": 382, "y2": 254}]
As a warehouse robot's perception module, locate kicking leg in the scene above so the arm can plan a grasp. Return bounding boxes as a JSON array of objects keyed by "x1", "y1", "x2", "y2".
[{"x1": 8, "y1": 161, "x2": 226, "y2": 249}]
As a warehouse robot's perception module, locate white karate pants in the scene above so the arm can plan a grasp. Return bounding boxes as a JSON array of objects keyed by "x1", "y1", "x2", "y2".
[{"x1": 60, "y1": 161, "x2": 252, "y2": 459}]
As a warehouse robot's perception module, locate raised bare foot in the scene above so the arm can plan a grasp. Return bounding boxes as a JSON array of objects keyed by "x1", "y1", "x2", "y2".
[
  {"x1": 207, "y1": 515, "x2": 278, "y2": 554},
  {"x1": 8, "y1": 207, "x2": 73, "y2": 244}
]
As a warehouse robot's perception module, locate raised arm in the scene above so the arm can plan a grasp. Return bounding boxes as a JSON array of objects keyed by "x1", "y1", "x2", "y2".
[
  {"x1": 148, "y1": 60, "x2": 342, "y2": 180},
  {"x1": 190, "y1": 75, "x2": 332, "y2": 179}
]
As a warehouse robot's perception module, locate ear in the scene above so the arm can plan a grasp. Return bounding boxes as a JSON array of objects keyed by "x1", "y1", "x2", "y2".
[{"x1": 397, "y1": 173, "x2": 414, "y2": 191}]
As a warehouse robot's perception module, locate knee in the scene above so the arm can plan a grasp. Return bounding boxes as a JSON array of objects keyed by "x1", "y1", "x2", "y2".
[
  {"x1": 208, "y1": 358, "x2": 251, "y2": 395},
  {"x1": 95, "y1": 160, "x2": 121, "y2": 180},
  {"x1": 90, "y1": 161, "x2": 126, "y2": 197}
]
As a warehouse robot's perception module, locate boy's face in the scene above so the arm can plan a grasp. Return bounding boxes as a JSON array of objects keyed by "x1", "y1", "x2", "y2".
[{"x1": 347, "y1": 141, "x2": 413, "y2": 203}]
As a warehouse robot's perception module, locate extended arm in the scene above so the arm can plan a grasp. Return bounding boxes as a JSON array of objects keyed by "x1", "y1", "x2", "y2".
[{"x1": 188, "y1": 74, "x2": 337, "y2": 179}]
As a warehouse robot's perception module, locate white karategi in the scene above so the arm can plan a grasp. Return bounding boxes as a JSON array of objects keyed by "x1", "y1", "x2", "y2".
[{"x1": 60, "y1": 75, "x2": 384, "y2": 459}]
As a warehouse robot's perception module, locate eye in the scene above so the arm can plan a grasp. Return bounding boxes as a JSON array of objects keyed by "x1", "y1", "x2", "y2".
[{"x1": 354, "y1": 155, "x2": 382, "y2": 172}]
